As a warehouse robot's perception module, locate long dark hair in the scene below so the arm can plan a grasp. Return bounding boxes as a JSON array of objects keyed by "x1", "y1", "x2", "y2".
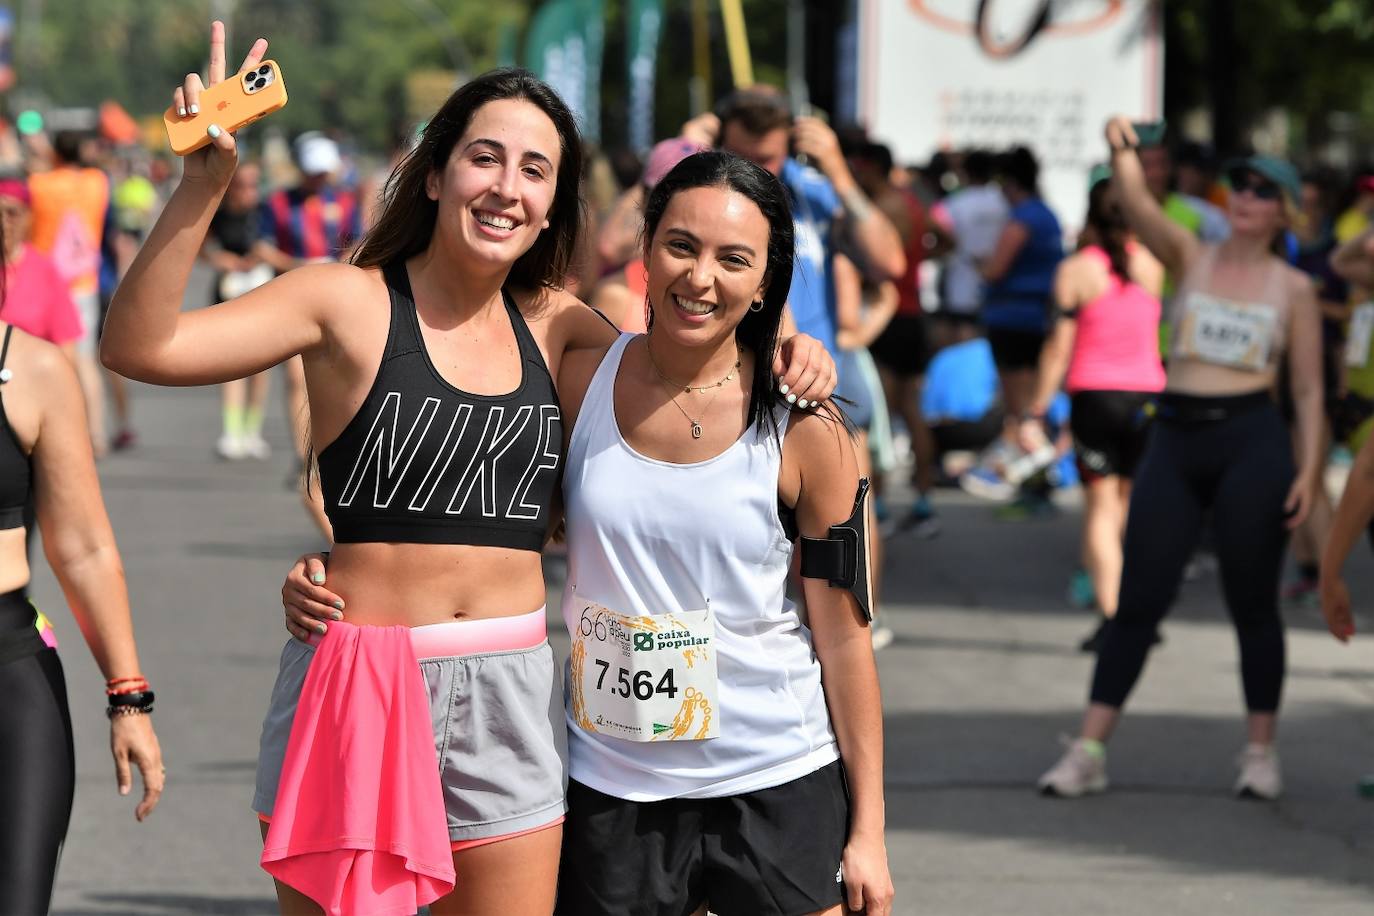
[
  {"x1": 642, "y1": 151, "x2": 794, "y2": 435},
  {"x1": 1085, "y1": 179, "x2": 1131, "y2": 282},
  {"x1": 353, "y1": 68, "x2": 584, "y2": 290}
]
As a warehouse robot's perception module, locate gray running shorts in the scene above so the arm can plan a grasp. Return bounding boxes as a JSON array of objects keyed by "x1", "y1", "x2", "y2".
[{"x1": 253, "y1": 637, "x2": 569, "y2": 842}]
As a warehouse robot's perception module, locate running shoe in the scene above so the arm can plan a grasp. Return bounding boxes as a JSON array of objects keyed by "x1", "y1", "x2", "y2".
[
  {"x1": 1067, "y1": 568, "x2": 1096, "y2": 609},
  {"x1": 216, "y1": 433, "x2": 246, "y2": 460},
  {"x1": 1281, "y1": 575, "x2": 1318, "y2": 607},
  {"x1": 959, "y1": 465, "x2": 1016, "y2": 502},
  {"x1": 870, "y1": 625, "x2": 895, "y2": 651},
  {"x1": 110, "y1": 428, "x2": 138, "y2": 452},
  {"x1": 1234, "y1": 743, "x2": 1282, "y2": 800},
  {"x1": 1038, "y1": 737, "x2": 1108, "y2": 797},
  {"x1": 897, "y1": 494, "x2": 941, "y2": 539},
  {"x1": 241, "y1": 433, "x2": 272, "y2": 460}
]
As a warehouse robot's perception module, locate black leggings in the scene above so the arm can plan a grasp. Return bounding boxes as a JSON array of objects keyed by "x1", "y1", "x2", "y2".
[
  {"x1": 1091, "y1": 394, "x2": 1294, "y2": 713},
  {"x1": 0, "y1": 589, "x2": 75, "y2": 914}
]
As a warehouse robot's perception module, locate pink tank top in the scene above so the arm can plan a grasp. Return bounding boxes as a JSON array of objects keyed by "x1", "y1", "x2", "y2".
[{"x1": 1064, "y1": 246, "x2": 1167, "y2": 394}]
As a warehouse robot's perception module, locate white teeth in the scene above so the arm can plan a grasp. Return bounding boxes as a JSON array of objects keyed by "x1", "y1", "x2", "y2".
[
  {"x1": 476, "y1": 213, "x2": 517, "y2": 230},
  {"x1": 673, "y1": 294, "x2": 715, "y2": 316}
]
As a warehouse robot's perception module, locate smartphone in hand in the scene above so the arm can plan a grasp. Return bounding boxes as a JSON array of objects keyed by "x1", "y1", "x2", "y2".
[
  {"x1": 164, "y1": 61, "x2": 288, "y2": 156},
  {"x1": 1131, "y1": 119, "x2": 1167, "y2": 148}
]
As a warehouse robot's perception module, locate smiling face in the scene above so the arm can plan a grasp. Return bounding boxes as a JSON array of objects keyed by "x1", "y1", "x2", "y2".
[
  {"x1": 426, "y1": 98, "x2": 560, "y2": 274},
  {"x1": 645, "y1": 185, "x2": 771, "y2": 348}
]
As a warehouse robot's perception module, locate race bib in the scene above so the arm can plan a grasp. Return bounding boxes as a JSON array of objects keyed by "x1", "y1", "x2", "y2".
[
  {"x1": 1346, "y1": 303, "x2": 1374, "y2": 369},
  {"x1": 1174, "y1": 292, "x2": 1279, "y2": 372},
  {"x1": 569, "y1": 600, "x2": 719, "y2": 742}
]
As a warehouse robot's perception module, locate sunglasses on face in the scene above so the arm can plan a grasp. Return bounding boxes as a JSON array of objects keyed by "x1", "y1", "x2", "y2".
[{"x1": 1227, "y1": 168, "x2": 1282, "y2": 201}]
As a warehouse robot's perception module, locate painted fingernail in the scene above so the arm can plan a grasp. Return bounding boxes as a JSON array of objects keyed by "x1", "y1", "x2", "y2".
[
  {"x1": 315, "y1": 623, "x2": 328, "y2": 635},
  {"x1": 332, "y1": 599, "x2": 345, "y2": 611},
  {"x1": 787, "y1": 393, "x2": 797, "y2": 404},
  {"x1": 808, "y1": 401, "x2": 820, "y2": 410},
  {"x1": 779, "y1": 383, "x2": 790, "y2": 395},
  {"x1": 177, "y1": 106, "x2": 187, "y2": 117},
  {"x1": 797, "y1": 399, "x2": 810, "y2": 409},
  {"x1": 207, "y1": 123, "x2": 222, "y2": 139},
  {"x1": 189, "y1": 103, "x2": 200, "y2": 115},
  {"x1": 331, "y1": 611, "x2": 344, "y2": 621},
  {"x1": 311, "y1": 572, "x2": 325, "y2": 585}
]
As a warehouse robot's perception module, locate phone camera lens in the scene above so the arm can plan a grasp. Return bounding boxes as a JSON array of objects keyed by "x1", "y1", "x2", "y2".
[
  {"x1": 258, "y1": 65, "x2": 271, "y2": 76},
  {"x1": 254, "y1": 78, "x2": 267, "y2": 90}
]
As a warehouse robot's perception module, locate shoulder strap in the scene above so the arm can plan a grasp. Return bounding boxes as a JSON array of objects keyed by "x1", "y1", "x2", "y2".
[
  {"x1": 379, "y1": 262, "x2": 422, "y2": 356},
  {"x1": 0, "y1": 325, "x2": 13, "y2": 379},
  {"x1": 502, "y1": 288, "x2": 556, "y2": 373}
]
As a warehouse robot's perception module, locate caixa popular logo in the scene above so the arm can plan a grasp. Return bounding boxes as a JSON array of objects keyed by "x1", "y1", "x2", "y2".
[
  {"x1": 910, "y1": 0, "x2": 1125, "y2": 59},
  {"x1": 633, "y1": 633, "x2": 655, "y2": 652}
]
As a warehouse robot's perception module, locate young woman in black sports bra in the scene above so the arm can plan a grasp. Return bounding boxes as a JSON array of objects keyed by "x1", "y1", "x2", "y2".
[
  {"x1": 102, "y1": 24, "x2": 834, "y2": 915},
  {"x1": 0, "y1": 317, "x2": 164, "y2": 909}
]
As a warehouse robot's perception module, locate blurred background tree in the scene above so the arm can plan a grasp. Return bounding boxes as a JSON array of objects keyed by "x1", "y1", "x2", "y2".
[{"x1": 10, "y1": 0, "x2": 1374, "y2": 160}]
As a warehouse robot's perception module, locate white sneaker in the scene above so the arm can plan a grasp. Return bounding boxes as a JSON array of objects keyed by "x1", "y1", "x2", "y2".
[
  {"x1": 1235, "y1": 743, "x2": 1282, "y2": 800},
  {"x1": 215, "y1": 433, "x2": 246, "y2": 460},
  {"x1": 1038, "y1": 737, "x2": 1108, "y2": 797},
  {"x1": 241, "y1": 432, "x2": 272, "y2": 460}
]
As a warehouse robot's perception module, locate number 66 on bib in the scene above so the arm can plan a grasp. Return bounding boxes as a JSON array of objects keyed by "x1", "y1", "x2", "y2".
[{"x1": 569, "y1": 600, "x2": 720, "y2": 742}]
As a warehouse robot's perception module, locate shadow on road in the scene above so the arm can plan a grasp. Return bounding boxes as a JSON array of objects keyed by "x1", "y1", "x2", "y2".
[{"x1": 56, "y1": 893, "x2": 277, "y2": 915}]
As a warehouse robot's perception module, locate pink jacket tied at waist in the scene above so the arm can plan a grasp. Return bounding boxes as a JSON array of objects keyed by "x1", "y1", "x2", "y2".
[{"x1": 261, "y1": 622, "x2": 455, "y2": 914}]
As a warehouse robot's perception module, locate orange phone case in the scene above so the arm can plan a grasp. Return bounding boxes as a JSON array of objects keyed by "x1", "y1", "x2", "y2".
[{"x1": 163, "y1": 60, "x2": 288, "y2": 156}]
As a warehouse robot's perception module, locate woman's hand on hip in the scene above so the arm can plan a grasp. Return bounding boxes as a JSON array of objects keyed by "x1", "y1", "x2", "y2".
[{"x1": 282, "y1": 552, "x2": 343, "y2": 642}]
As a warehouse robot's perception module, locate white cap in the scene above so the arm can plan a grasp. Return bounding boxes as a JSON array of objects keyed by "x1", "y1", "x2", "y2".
[{"x1": 294, "y1": 132, "x2": 341, "y2": 177}]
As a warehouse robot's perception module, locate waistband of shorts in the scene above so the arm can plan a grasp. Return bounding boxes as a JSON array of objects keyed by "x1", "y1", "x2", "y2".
[
  {"x1": 0, "y1": 587, "x2": 33, "y2": 630},
  {"x1": 1153, "y1": 390, "x2": 1272, "y2": 423},
  {"x1": 306, "y1": 606, "x2": 547, "y2": 659}
]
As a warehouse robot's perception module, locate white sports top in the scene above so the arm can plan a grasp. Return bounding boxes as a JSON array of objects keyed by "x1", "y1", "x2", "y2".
[{"x1": 561, "y1": 334, "x2": 840, "y2": 801}]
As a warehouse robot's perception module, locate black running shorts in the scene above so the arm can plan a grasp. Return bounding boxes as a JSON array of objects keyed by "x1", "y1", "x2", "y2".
[
  {"x1": 1069, "y1": 390, "x2": 1155, "y2": 481},
  {"x1": 556, "y1": 761, "x2": 850, "y2": 916}
]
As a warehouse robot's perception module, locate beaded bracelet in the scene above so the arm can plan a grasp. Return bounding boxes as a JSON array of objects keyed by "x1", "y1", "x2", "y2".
[{"x1": 107, "y1": 705, "x2": 153, "y2": 719}]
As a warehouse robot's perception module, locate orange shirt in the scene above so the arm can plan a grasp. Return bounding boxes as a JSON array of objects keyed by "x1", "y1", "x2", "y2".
[{"x1": 28, "y1": 167, "x2": 109, "y2": 295}]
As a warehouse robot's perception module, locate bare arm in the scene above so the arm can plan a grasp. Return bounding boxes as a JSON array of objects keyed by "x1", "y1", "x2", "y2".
[
  {"x1": 793, "y1": 117, "x2": 906, "y2": 281},
  {"x1": 29, "y1": 343, "x2": 164, "y2": 819},
  {"x1": 979, "y1": 220, "x2": 1030, "y2": 284},
  {"x1": 832, "y1": 252, "x2": 863, "y2": 345},
  {"x1": 786, "y1": 412, "x2": 893, "y2": 916},
  {"x1": 1330, "y1": 227, "x2": 1374, "y2": 289},
  {"x1": 1285, "y1": 273, "x2": 1325, "y2": 529},
  {"x1": 1320, "y1": 431, "x2": 1374, "y2": 641},
  {"x1": 1027, "y1": 258, "x2": 1085, "y2": 415},
  {"x1": 1105, "y1": 117, "x2": 1200, "y2": 276},
  {"x1": 588, "y1": 274, "x2": 637, "y2": 331}
]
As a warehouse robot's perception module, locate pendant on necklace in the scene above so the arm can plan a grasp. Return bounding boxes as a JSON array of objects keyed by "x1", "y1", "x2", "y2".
[{"x1": 691, "y1": 421, "x2": 703, "y2": 439}]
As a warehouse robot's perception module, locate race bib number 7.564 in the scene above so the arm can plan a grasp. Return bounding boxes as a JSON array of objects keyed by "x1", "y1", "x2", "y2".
[{"x1": 570, "y1": 601, "x2": 720, "y2": 742}]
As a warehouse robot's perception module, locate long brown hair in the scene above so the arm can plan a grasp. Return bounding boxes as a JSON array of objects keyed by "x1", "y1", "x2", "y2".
[{"x1": 353, "y1": 68, "x2": 585, "y2": 290}]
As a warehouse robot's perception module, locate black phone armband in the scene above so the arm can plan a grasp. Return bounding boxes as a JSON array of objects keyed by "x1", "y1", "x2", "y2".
[{"x1": 798, "y1": 478, "x2": 874, "y2": 622}]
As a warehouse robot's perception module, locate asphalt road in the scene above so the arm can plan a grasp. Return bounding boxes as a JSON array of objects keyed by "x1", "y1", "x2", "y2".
[{"x1": 31, "y1": 352, "x2": 1374, "y2": 915}]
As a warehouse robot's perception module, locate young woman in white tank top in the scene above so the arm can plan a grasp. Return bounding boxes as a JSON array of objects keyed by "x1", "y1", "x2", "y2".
[
  {"x1": 552, "y1": 152, "x2": 892, "y2": 916},
  {"x1": 1040, "y1": 118, "x2": 1324, "y2": 802}
]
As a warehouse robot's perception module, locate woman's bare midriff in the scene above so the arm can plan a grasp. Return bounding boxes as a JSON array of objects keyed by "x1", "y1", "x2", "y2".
[
  {"x1": 0, "y1": 531, "x2": 30, "y2": 595},
  {"x1": 326, "y1": 542, "x2": 548, "y2": 627}
]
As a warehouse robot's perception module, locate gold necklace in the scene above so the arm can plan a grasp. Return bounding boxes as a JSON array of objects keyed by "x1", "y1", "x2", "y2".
[{"x1": 645, "y1": 341, "x2": 742, "y2": 439}]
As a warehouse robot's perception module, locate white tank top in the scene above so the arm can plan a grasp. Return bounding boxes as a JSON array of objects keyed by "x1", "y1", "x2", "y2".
[{"x1": 561, "y1": 334, "x2": 840, "y2": 801}]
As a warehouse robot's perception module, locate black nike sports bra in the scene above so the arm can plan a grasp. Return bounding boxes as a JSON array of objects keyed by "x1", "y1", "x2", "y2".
[
  {"x1": 316, "y1": 264, "x2": 563, "y2": 550},
  {"x1": 0, "y1": 326, "x2": 30, "y2": 530}
]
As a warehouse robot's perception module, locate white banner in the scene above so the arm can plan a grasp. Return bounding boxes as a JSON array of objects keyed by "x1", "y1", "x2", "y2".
[{"x1": 858, "y1": 0, "x2": 1162, "y2": 234}]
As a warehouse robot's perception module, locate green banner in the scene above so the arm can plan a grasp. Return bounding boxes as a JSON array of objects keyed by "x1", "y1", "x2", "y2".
[
  {"x1": 626, "y1": 0, "x2": 663, "y2": 153},
  {"x1": 524, "y1": 0, "x2": 605, "y2": 143}
]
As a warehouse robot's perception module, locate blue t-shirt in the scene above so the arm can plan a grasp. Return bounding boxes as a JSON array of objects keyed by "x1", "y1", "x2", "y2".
[
  {"x1": 922, "y1": 338, "x2": 999, "y2": 423},
  {"x1": 983, "y1": 197, "x2": 1062, "y2": 332},
  {"x1": 780, "y1": 158, "x2": 840, "y2": 356}
]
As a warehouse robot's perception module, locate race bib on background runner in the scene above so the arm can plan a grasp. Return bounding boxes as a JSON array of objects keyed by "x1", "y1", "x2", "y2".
[
  {"x1": 1174, "y1": 292, "x2": 1279, "y2": 372},
  {"x1": 569, "y1": 599, "x2": 719, "y2": 742},
  {"x1": 1346, "y1": 303, "x2": 1374, "y2": 369}
]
